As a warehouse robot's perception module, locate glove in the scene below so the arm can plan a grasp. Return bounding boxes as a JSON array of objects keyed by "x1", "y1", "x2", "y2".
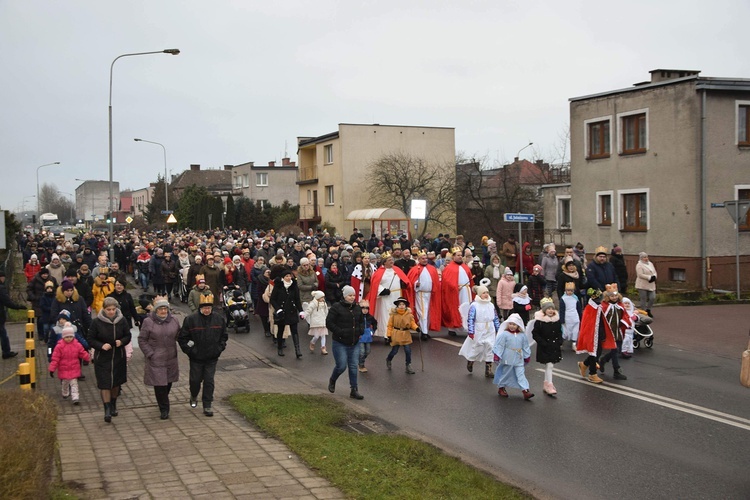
[
  {"x1": 468, "y1": 334, "x2": 474, "y2": 340},
  {"x1": 493, "y1": 354, "x2": 500, "y2": 362},
  {"x1": 379, "y1": 288, "x2": 390, "y2": 296},
  {"x1": 49, "y1": 371, "x2": 55, "y2": 378},
  {"x1": 416, "y1": 327, "x2": 422, "y2": 334},
  {"x1": 649, "y1": 276, "x2": 656, "y2": 283},
  {"x1": 524, "y1": 357, "x2": 530, "y2": 364},
  {"x1": 525, "y1": 304, "x2": 532, "y2": 311},
  {"x1": 299, "y1": 312, "x2": 306, "y2": 320}
]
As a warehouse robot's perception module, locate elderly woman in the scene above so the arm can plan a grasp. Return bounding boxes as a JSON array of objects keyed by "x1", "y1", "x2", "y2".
[
  {"x1": 139, "y1": 296, "x2": 181, "y2": 419},
  {"x1": 270, "y1": 269, "x2": 305, "y2": 357},
  {"x1": 296, "y1": 257, "x2": 319, "y2": 304},
  {"x1": 88, "y1": 296, "x2": 131, "y2": 423},
  {"x1": 635, "y1": 252, "x2": 657, "y2": 317}
]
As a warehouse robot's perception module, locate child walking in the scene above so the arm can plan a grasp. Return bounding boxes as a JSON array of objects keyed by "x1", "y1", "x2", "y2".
[
  {"x1": 48, "y1": 322, "x2": 90, "y2": 405},
  {"x1": 385, "y1": 297, "x2": 418, "y2": 375},
  {"x1": 459, "y1": 284, "x2": 501, "y2": 377},
  {"x1": 559, "y1": 281, "x2": 582, "y2": 351},
  {"x1": 531, "y1": 298, "x2": 564, "y2": 396},
  {"x1": 492, "y1": 313, "x2": 534, "y2": 400},
  {"x1": 358, "y1": 299, "x2": 377, "y2": 372},
  {"x1": 305, "y1": 290, "x2": 329, "y2": 355}
]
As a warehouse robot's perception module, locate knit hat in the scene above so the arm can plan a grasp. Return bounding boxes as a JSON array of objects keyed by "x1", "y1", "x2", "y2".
[
  {"x1": 474, "y1": 285, "x2": 489, "y2": 296},
  {"x1": 51, "y1": 253, "x2": 60, "y2": 261},
  {"x1": 79, "y1": 264, "x2": 89, "y2": 272},
  {"x1": 62, "y1": 322, "x2": 75, "y2": 338},
  {"x1": 540, "y1": 297, "x2": 556, "y2": 312},
  {"x1": 61, "y1": 280, "x2": 75, "y2": 291},
  {"x1": 311, "y1": 290, "x2": 325, "y2": 301},
  {"x1": 44, "y1": 280, "x2": 55, "y2": 290},
  {"x1": 153, "y1": 296, "x2": 169, "y2": 309},
  {"x1": 195, "y1": 274, "x2": 205, "y2": 285},
  {"x1": 532, "y1": 264, "x2": 542, "y2": 273},
  {"x1": 504, "y1": 268, "x2": 514, "y2": 275},
  {"x1": 342, "y1": 285, "x2": 356, "y2": 298},
  {"x1": 30, "y1": 254, "x2": 38, "y2": 261},
  {"x1": 57, "y1": 309, "x2": 71, "y2": 321}
]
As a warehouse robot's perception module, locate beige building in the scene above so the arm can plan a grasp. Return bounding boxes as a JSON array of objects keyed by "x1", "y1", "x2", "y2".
[
  {"x1": 296, "y1": 123, "x2": 456, "y2": 236},
  {"x1": 130, "y1": 184, "x2": 155, "y2": 216},
  {"x1": 231, "y1": 158, "x2": 298, "y2": 207},
  {"x1": 561, "y1": 69, "x2": 750, "y2": 290}
]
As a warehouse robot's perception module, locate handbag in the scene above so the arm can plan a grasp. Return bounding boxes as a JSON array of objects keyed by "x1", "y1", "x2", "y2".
[{"x1": 741, "y1": 336, "x2": 750, "y2": 388}]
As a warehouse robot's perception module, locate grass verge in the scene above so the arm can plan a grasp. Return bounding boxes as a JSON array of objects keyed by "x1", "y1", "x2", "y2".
[
  {"x1": 230, "y1": 393, "x2": 530, "y2": 500},
  {"x1": 0, "y1": 390, "x2": 58, "y2": 498}
]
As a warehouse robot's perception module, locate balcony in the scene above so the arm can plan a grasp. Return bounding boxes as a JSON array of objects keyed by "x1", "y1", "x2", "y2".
[
  {"x1": 299, "y1": 203, "x2": 321, "y2": 221},
  {"x1": 296, "y1": 165, "x2": 318, "y2": 185}
]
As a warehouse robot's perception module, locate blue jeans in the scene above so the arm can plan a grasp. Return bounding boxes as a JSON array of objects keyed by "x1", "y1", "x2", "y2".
[
  {"x1": 358, "y1": 342, "x2": 371, "y2": 367},
  {"x1": 139, "y1": 271, "x2": 149, "y2": 290},
  {"x1": 330, "y1": 340, "x2": 360, "y2": 390},
  {"x1": 386, "y1": 344, "x2": 412, "y2": 364}
]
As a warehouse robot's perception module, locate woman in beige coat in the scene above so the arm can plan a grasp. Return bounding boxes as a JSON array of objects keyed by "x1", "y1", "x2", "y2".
[{"x1": 634, "y1": 252, "x2": 657, "y2": 317}]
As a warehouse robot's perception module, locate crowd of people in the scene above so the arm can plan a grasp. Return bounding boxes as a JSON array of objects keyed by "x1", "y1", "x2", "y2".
[{"x1": 6, "y1": 225, "x2": 659, "y2": 410}]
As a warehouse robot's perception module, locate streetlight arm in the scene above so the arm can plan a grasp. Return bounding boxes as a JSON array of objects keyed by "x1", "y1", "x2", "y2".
[
  {"x1": 134, "y1": 138, "x2": 168, "y2": 211},
  {"x1": 109, "y1": 50, "x2": 180, "y2": 105}
]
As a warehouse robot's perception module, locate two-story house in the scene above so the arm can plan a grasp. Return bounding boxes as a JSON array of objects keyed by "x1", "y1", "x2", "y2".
[
  {"x1": 296, "y1": 123, "x2": 455, "y2": 236},
  {"x1": 231, "y1": 158, "x2": 298, "y2": 208},
  {"x1": 558, "y1": 69, "x2": 750, "y2": 290}
]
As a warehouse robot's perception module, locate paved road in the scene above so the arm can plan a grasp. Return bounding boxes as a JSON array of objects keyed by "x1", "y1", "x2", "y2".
[{"x1": 186, "y1": 300, "x2": 750, "y2": 500}]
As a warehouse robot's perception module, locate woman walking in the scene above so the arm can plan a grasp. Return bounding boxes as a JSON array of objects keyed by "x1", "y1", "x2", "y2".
[
  {"x1": 88, "y1": 296, "x2": 131, "y2": 422},
  {"x1": 139, "y1": 296, "x2": 181, "y2": 419},
  {"x1": 270, "y1": 269, "x2": 305, "y2": 358}
]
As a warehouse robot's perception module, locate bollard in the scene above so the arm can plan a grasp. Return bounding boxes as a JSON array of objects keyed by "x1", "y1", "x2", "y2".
[
  {"x1": 25, "y1": 322, "x2": 35, "y2": 340},
  {"x1": 19, "y1": 362, "x2": 31, "y2": 391},
  {"x1": 27, "y1": 309, "x2": 36, "y2": 341},
  {"x1": 25, "y1": 338, "x2": 36, "y2": 389}
]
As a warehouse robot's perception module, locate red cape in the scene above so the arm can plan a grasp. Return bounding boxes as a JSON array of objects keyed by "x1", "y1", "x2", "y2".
[
  {"x1": 367, "y1": 265, "x2": 410, "y2": 319},
  {"x1": 576, "y1": 300, "x2": 617, "y2": 356},
  {"x1": 441, "y1": 261, "x2": 474, "y2": 328},
  {"x1": 405, "y1": 264, "x2": 442, "y2": 332}
]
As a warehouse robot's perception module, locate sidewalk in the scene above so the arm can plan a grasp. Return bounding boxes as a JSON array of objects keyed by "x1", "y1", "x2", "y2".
[{"x1": 0, "y1": 316, "x2": 346, "y2": 499}]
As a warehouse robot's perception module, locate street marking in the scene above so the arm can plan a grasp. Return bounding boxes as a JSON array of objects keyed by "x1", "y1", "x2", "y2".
[
  {"x1": 542, "y1": 369, "x2": 750, "y2": 432},
  {"x1": 433, "y1": 337, "x2": 463, "y2": 348}
]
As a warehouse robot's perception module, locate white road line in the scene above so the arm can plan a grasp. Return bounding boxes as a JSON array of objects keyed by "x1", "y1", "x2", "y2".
[
  {"x1": 433, "y1": 337, "x2": 463, "y2": 348},
  {"x1": 540, "y1": 369, "x2": 750, "y2": 432}
]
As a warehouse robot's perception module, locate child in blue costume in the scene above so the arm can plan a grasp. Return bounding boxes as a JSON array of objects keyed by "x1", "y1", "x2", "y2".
[{"x1": 492, "y1": 313, "x2": 534, "y2": 400}]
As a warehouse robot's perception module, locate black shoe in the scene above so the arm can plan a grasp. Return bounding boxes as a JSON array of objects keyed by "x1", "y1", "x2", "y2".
[
  {"x1": 646, "y1": 309, "x2": 653, "y2": 318},
  {"x1": 405, "y1": 364, "x2": 415, "y2": 375},
  {"x1": 613, "y1": 369, "x2": 628, "y2": 380},
  {"x1": 203, "y1": 406, "x2": 213, "y2": 417},
  {"x1": 265, "y1": 330, "x2": 272, "y2": 337},
  {"x1": 328, "y1": 379, "x2": 335, "y2": 393},
  {"x1": 104, "y1": 403, "x2": 112, "y2": 423},
  {"x1": 190, "y1": 397, "x2": 197, "y2": 408},
  {"x1": 160, "y1": 409, "x2": 170, "y2": 420},
  {"x1": 386, "y1": 358, "x2": 392, "y2": 370},
  {"x1": 110, "y1": 398, "x2": 118, "y2": 417},
  {"x1": 420, "y1": 333, "x2": 430, "y2": 341},
  {"x1": 467, "y1": 361, "x2": 474, "y2": 373},
  {"x1": 599, "y1": 360, "x2": 606, "y2": 373},
  {"x1": 278, "y1": 348, "x2": 285, "y2": 356},
  {"x1": 78, "y1": 374, "x2": 85, "y2": 381},
  {"x1": 448, "y1": 330, "x2": 457, "y2": 337},
  {"x1": 350, "y1": 389, "x2": 364, "y2": 400},
  {"x1": 384, "y1": 337, "x2": 390, "y2": 345},
  {"x1": 2, "y1": 351, "x2": 18, "y2": 359}
]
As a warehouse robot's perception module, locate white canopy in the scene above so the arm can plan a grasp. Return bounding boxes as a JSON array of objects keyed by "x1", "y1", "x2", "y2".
[{"x1": 345, "y1": 208, "x2": 408, "y2": 221}]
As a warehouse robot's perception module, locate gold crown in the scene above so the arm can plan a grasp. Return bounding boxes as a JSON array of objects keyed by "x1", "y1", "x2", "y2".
[
  {"x1": 199, "y1": 293, "x2": 214, "y2": 305},
  {"x1": 381, "y1": 251, "x2": 392, "y2": 260},
  {"x1": 451, "y1": 246, "x2": 463, "y2": 255},
  {"x1": 605, "y1": 283, "x2": 619, "y2": 294},
  {"x1": 540, "y1": 297, "x2": 555, "y2": 309},
  {"x1": 392, "y1": 242, "x2": 401, "y2": 250},
  {"x1": 417, "y1": 250, "x2": 428, "y2": 257},
  {"x1": 595, "y1": 246, "x2": 608, "y2": 255}
]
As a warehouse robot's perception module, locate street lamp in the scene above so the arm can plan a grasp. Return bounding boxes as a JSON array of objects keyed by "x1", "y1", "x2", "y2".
[
  {"x1": 36, "y1": 162, "x2": 61, "y2": 231},
  {"x1": 108, "y1": 48, "x2": 180, "y2": 260},
  {"x1": 134, "y1": 138, "x2": 169, "y2": 212},
  {"x1": 515, "y1": 142, "x2": 533, "y2": 161}
]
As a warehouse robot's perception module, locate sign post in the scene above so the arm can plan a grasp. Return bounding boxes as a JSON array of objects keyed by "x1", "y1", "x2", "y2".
[
  {"x1": 724, "y1": 200, "x2": 750, "y2": 299},
  {"x1": 410, "y1": 199, "x2": 426, "y2": 240},
  {"x1": 503, "y1": 213, "x2": 535, "y2": 273}
]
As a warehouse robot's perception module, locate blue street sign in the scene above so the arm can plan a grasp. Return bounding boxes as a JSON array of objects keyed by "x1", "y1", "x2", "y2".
[
  {"x1": 710, "y1": 203, "x2": 725, "y2": 208},
  {"x1": 161, "y1": 210, "x2": 174, "y2": 215},
  {"x1": 503, "y1": 213, "x2": 535, "y2": 223}
]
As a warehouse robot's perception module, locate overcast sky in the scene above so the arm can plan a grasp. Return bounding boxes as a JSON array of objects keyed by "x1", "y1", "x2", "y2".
[{"x1": 2, "y1": 0, "x2": 748, "y2": 215}]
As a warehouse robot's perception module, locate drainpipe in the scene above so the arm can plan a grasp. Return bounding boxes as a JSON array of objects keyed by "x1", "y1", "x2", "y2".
[{"x1": 700, "y1": 89, "x2": 707, "y2": 290}]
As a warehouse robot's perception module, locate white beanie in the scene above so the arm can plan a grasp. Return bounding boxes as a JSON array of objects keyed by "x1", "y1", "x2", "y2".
[
  {"x1": 62, "y1": 322, "x2": 75, "y2": 338},
  {"x1": 311, "y1": 290, "x2": 325, "y2": 300},
  {"x1": 30, "y1": 253, "x2": 38, "y2": 261},
  {"x1": 342, "y1": 285, "x2": 356, "y2": 298}
]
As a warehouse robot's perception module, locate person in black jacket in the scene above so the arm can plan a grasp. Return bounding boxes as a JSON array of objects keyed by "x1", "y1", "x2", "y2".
[
  {"x1": 0, "y1": 271, "x2": 27, "y2": 359},
  {"x1": 326, "y1": 285, "x2": 365, "y2": 400},
  {"x1": 109, "y1": 278, "x2": 140, "y2": 328},
  {"x1": 178, "y1": 292, "x2": 228, "y2": 417},
  {"x1": 270, "y1": 269, "x2": 304, "y2": 358},
  {"x1": 324, "y1": 261, "x2": 345, "y2": 304}
]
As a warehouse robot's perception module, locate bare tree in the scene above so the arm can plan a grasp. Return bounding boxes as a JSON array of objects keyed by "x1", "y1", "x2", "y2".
[
  {"x1": 368, "y1": 152, "x2": 456, "y2": 238},
  {"x1": 39, "y1": 183, "x2": 75, "y2": 222}
]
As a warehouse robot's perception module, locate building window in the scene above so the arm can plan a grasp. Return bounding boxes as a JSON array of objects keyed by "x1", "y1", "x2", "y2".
[
  {"x1": 738, "y1": 187, "x2": 750, "y2": 230},
  {"x1": 669, "y1": 268, "x2": 686, "y2": 282},
  {"x1": 620, "y1": 112, "x2": 647, "y2": 154},
  {"x1": 243, "y1": 174, "x2": 249, "y2": 188},
  {"x1": 622, "y1": 191, "x2": 648, "y2": 231},
  {"x1": 256, "y1": 173, "x2": 268, "y2": 186},
  {"x1": 738, "y1": 103, "x2": 750, "y2": 146},
  {"x1": 587, "y1": 120, "x2": 611, "y2": 159},
  {"x1": 597, "y1": 192, "x2": 612, "y2": 225},
  {"x1": 325, "y1": 185, "x2": 334, "y2": 205},
  {"x1": 258, "y1": 200, "x2": 269, "y2": 210},
  {"x1": 324, "y1": 144, "x2": 333, "y2": 164},
  {"x1": 307, "y1": 190, "x2": 312, "y2": 204},
  {"x1": 556, "y1": 196, "x2": 571, "y2": 229}
]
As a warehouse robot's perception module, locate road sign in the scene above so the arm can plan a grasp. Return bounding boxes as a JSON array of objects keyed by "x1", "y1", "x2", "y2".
[
  {"x1": 125, "y1": 216, "x2": 133, "y2": 224},
  {"x1": 161, "y1": 210, "x2": 173, "y2": 215},
  {"x1": 710, "y1": 202, "x2": 725, "y2": 208},
  {"x1": 725, "y1": 200, "x2": 750, "y2": 224},
  {"x1": 410, "y1": 200, "x2": 426, "y2": 220},
  {"x1": 166, "y1": 213, "x2": 177, "y2": 224},
  {"x1": 503, "y1": 213, "x2": 535, "y2": 223}
]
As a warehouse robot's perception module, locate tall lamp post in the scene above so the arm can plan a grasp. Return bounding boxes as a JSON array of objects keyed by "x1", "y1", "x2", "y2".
[
  {"x1": 36, "y1": 162, "x2": 61, "y2": 231},
  {"x1": 108, "y1": 48, "x2": 180, "y2": 260},
  {"x1": 515, "y1": 142, "x2": 533, "y2": 161},
  {"x1": 134, "y1": 138, "x2": 169, "y2": 212}
]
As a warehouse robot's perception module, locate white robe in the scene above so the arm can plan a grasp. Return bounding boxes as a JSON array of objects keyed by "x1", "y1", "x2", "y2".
[
  {"x1": 459, "y1": 298, "x2": 499, "y2": 362},
  {"x1": 375, "y1": 267, "x2": 401, "y2": 338},
  {"x1": 414, "y1": 266, "x2": 433, "y2": 333}
]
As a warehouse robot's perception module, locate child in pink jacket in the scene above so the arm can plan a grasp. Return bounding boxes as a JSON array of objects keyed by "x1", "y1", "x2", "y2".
[
  {"x1": 48, "y1": 322, "x2": 91, "y2": 405},
  {"x1": 496, "y1": 268, "x2": 517, "y2": 320}
]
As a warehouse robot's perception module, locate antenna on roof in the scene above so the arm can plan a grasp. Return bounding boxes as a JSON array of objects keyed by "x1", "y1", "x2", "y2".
[{"x1": 284, "y1": 140, "x2": 288, "y2": 158}]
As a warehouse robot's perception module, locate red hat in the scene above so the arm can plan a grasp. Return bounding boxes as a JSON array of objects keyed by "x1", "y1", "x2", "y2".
[{"x1": 224, "y1": 257, "x2": 232, "y2": 265}]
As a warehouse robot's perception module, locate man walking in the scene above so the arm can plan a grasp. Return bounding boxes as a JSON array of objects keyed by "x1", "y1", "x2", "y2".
[{"x1": 178, "y1": 293, "x2": 228, "y2": 416}]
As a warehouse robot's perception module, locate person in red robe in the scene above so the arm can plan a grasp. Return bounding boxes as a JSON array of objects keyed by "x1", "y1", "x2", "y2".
[
  {"x1": 405, "y1": 251, "x2": 441, "y2": 340},
  {"x1": 368, "y1": 254, "x2": 410, "y2": 342},
  {"x1": 576, "y1": 286, "x2": 617, "y2": 384},
  {"x1": 441, "y1": 248, "x2": 474, "y2": 335},
  {"x1": 599, "y1": 284, "x2": 632, "y2": 381}
]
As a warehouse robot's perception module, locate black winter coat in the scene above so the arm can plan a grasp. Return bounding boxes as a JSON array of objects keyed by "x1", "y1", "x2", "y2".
[
  {"x1": 178, "y1": 311, "x2": 228, "y2": 362},
  {"x1": 270, "y1": 279, "x2": 303, "y2": 325},
  {"x1": 326, "y1": 299, "x2": 364, "y2": 346},
  {"x1": 324, "y1": 270, "x2": 345, "y2": 304},
  {"x1": 531, "y1": 311, "x2": 563, "y2": 364},
  {"x1": 88, "y1": 309, "x2": 132, "y2": 389}
]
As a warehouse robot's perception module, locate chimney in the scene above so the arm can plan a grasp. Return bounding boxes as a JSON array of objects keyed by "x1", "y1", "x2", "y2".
[
  {"x1": 224, "y1": 165, "x2": 233, "y2": 171},
  {"x1": 290, "y1": 161, "x2": 296, "y2": 167},
  {"x1": 190, "y1": 164, "x2": 200, "y2": 171},
  {"x1": 649, "y1": 69, "x2": 700, "y2": 84},
  {"x1": 268, "y1": 161, "x2": 275, "y2": 167},
  {"x1": 282, "y1": 157, "x2": 291, "y2": 166}
]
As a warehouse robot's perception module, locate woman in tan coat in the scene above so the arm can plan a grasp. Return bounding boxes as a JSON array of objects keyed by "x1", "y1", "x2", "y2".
[{"x1": 634, "y1": 252, "x2": 657, "y2": 317}]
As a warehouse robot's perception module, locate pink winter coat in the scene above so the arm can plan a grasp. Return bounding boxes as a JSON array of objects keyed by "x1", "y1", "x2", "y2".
[
  {"x1": 49, "y1": 339, "x2": 90, "y2": 380},
  {"x1": 496, "y1": 277, "x2": 516, "y2": 310}
]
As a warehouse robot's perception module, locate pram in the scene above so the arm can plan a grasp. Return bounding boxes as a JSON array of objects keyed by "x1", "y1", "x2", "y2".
[
  {"x1": 223, "y1": 286, "x2": 250, "y2": 333},
  {"x1": 632, "y1": 312, "x2": 654, "y2": 349}
]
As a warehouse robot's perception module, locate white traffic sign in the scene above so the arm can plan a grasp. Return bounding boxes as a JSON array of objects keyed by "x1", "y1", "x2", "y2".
[
  {"x1": 725, "y1": 200, "x2": 750, "y2": 224},
  {"x1": 125, "y1": 216, "x2": 133, "y2": 224},
  {"x1": 503, "y1": 213, "x2": 535, "y2": 223}
]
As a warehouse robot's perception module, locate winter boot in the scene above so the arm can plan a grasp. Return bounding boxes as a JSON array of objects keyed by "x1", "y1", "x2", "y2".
[
  {"x1": 467, "y1": 361, "x2": 474, "y2": 373},
  {"x1": 328, "y1": 378, "x2": 336, "y2": 393},
  {"x1": 613, "y1": 368, "x2": 628, "y2": 380},
  {"x1": 160, "y1": 404, "x2": 170, "y2": 420},
  {"x1": 578, "y1": 361, "x2": 587, "y2": 378},
  {"x1": 485, "y1": 362, "x2": 493, "y2": 378},
  {"x1": 104, "y1": 403, "x2": 112, "y2": 423},
  {"x1": 350, "y1": 387, "x2": 364, "y2": 400},
  {"x1": 292, "y1": 333, "x2": 302, "y2": 358},
  {"x1": 587, "y1": 373, "x2": 603, "y2": 384},
  {"x1": 386, "y1": 358, "x2": 392, "y2": 370},
  {"x1": 497, "y1": 387, "x2": 509, "y2": 397},
  {"x1": 203, "y1": 405, "x2": 213, "y2": 417},
  {"x1": 523, "y1": 389, "x2": 535, "y2": 400},
  {"x1": 110, "y1": 398, "x2": 118, "y2": 417},
  {"x1": 405, "y1": 364, "x2": 415, "y2": 374}
]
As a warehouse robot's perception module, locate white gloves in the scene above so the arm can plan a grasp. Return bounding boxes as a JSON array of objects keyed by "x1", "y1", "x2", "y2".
[{"x1": 299, "y1": 312, "x2": 306, "y2": 320}]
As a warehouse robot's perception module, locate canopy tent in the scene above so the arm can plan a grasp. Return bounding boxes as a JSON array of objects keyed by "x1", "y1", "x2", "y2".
[{"x1": 346, "y1": 208, "x2": 410, "y2": 239}]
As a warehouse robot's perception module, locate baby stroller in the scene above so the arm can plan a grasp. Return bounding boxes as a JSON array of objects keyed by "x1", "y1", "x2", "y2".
[
  {"x1": 223, "y1": 286, "x2": 250, "y2": 333},
  {"x1": 632, "y1": 312, "x2": 654, "y2": 349}
]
